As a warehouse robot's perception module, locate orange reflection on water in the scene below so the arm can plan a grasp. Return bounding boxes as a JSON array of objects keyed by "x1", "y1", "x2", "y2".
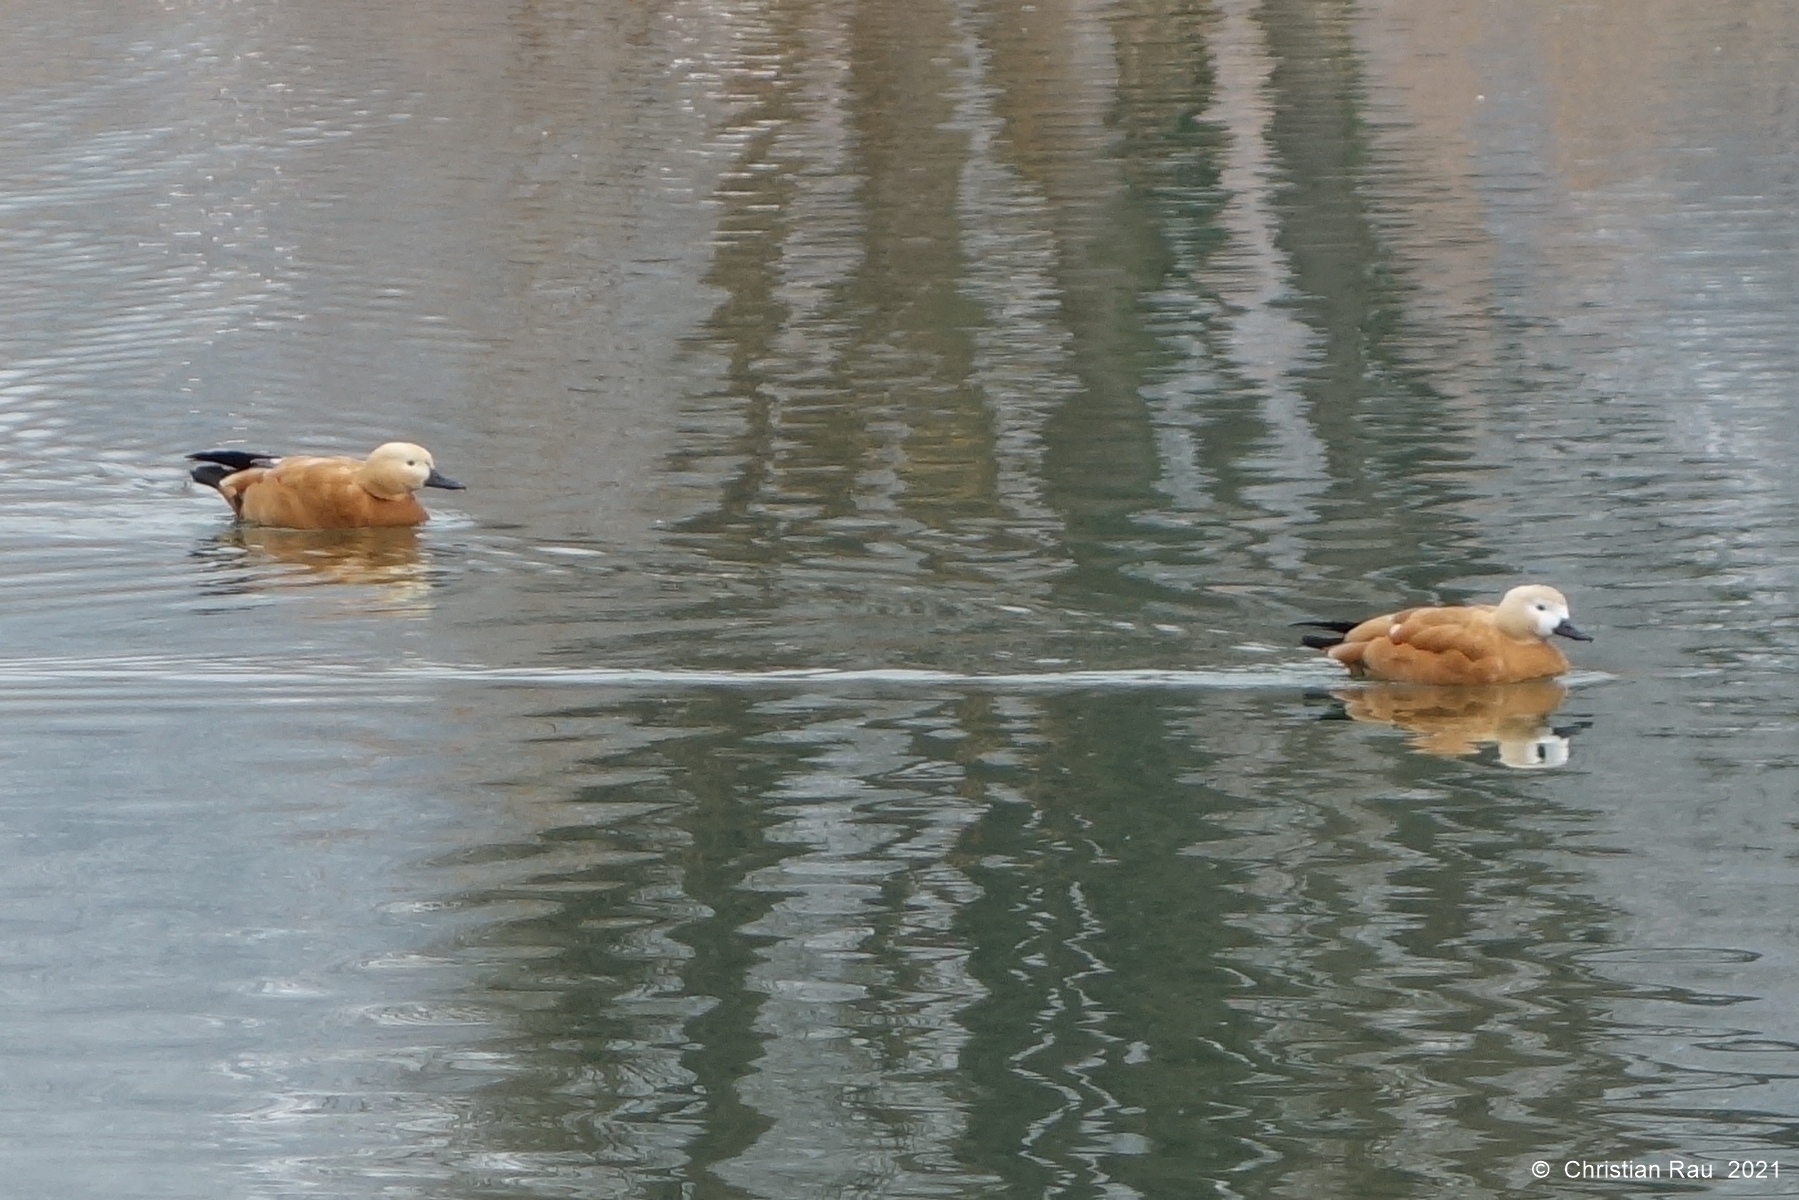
[{"x1": 1333, "y1": 679, "x2": 1575, "y2": 769}]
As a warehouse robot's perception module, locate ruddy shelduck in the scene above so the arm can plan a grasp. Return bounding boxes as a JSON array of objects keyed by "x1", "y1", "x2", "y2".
[
  {"x1": 188, "y1": 442, "x2": 464, "y2": 529},
  {"x1": 1297, "y1": 584, "x2": 1592, "y2": 685}
]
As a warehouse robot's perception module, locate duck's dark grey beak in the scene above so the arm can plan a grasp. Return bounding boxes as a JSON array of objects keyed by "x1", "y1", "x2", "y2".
[
  {"x1": 424, "y1": 468, "x2": 465, "y2": 490},
  {"x1": 1552, "y1": 619, "x2": 1592, "y2": 642}
]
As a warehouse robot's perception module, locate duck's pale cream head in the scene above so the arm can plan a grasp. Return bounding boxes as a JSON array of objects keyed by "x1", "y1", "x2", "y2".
[
  {"x1": 358, "y1": 442, "x2": 464, "y2": 498},
  {"x1": 1496, "y1": 584, "x2": 1591, "y2": 642}
]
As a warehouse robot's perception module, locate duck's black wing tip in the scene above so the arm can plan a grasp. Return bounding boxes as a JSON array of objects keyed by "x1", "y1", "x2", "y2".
[
  {"x1": 187, "y1": 449, "x2": 278, "y2": 472},
  {"x1": 189, "y1": 462, "x2": 236, "y2": 491},
  {"x1": 1292, "y1": 619, "x2": 1356, "y2": 650}
]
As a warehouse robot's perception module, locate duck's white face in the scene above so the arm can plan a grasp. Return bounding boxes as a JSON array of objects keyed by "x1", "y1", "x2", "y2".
[
  {"x1": 1503, "y1": 585, "x2": 1574, "y2": 638},
  {"x1": 368, "y1": 442, "x2": 438, "y2": 492}
]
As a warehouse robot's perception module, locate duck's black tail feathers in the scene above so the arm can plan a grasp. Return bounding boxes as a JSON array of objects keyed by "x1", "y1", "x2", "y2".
[
  {"x1": 189, "y1": 462, "x2": 235, "y2": 491},
  {"x1": 187, "y1": 449, "x2": 278, "y2": 472},
  {"x1": 187, "y1": 449, "x2": 277, "y2": 493},
  {"x1": 1292, "y1": 619, "x2": 1356, "y2": 650}
]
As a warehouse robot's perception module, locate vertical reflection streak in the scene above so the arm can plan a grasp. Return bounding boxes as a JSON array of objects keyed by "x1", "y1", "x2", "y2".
[
  {"x1": 949, "y1": 0, "x2": 1077, "y2": 548},
  {"x1": 1200, "y1": 0, "x2": 1328, "y2": 571},
  {"x1": 721, "y1": 698, "x2": 989, "y2": 1197}
]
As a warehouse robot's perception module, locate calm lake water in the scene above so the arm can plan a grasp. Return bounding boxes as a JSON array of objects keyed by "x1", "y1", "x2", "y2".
[{"x1": 3, "y1": 0, "x2": 1798, "y2": 1195}]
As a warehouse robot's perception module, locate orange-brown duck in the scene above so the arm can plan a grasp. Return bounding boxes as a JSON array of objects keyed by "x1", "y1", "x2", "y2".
[
  {"x1": 1298, "y1": 584, "x2": 1592, "y2": 685},
  {"x1": 189, "y1": 442, "x2": 463, "y2": 529}
]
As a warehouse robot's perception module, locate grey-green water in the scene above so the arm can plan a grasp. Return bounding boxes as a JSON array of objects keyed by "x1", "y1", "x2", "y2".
[{"x1": 3, "y1": 1, "x2": 1797, "y2": 1195}]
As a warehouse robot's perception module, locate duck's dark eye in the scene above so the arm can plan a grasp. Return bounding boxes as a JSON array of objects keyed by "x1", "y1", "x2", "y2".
[{"x1": 407, "y1": 460, "x2": 417, "y2": 466}]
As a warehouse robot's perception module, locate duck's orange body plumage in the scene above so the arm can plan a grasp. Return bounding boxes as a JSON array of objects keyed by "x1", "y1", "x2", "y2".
[
  {"x1": 1299, "y1": 584, "x2": 1592, "y2": 686},
  {"x1": 188, "y1": 443, "x2": 464, "y2": 530}
]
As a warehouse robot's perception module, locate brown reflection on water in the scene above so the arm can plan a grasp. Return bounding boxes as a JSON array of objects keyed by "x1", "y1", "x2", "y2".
[
  {"x1": 1330, "y1": 679, "x2": 1575, "y2": 768},
  {"x1": 196, "y1": 526, "x2": 433, "y2": 598}
]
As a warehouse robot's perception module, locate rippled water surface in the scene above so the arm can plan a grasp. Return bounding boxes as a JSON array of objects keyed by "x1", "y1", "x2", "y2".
[{"x1": 4, "y1": 0, "x2": 1798, "y2": 1195}]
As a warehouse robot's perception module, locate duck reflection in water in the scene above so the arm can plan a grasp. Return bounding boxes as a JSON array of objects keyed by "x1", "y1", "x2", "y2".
[
  {"x1": 1327, "y1": 679, "x2": 1578, "y2": 769},
  {"x1": 197, "y1": 526, "x2": 435, "y2": 602}
]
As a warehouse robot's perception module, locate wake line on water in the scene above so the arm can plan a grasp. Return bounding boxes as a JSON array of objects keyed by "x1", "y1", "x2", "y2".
[{"x1": 0, "y1": 654, "x2": 1347, "y2": 692}]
